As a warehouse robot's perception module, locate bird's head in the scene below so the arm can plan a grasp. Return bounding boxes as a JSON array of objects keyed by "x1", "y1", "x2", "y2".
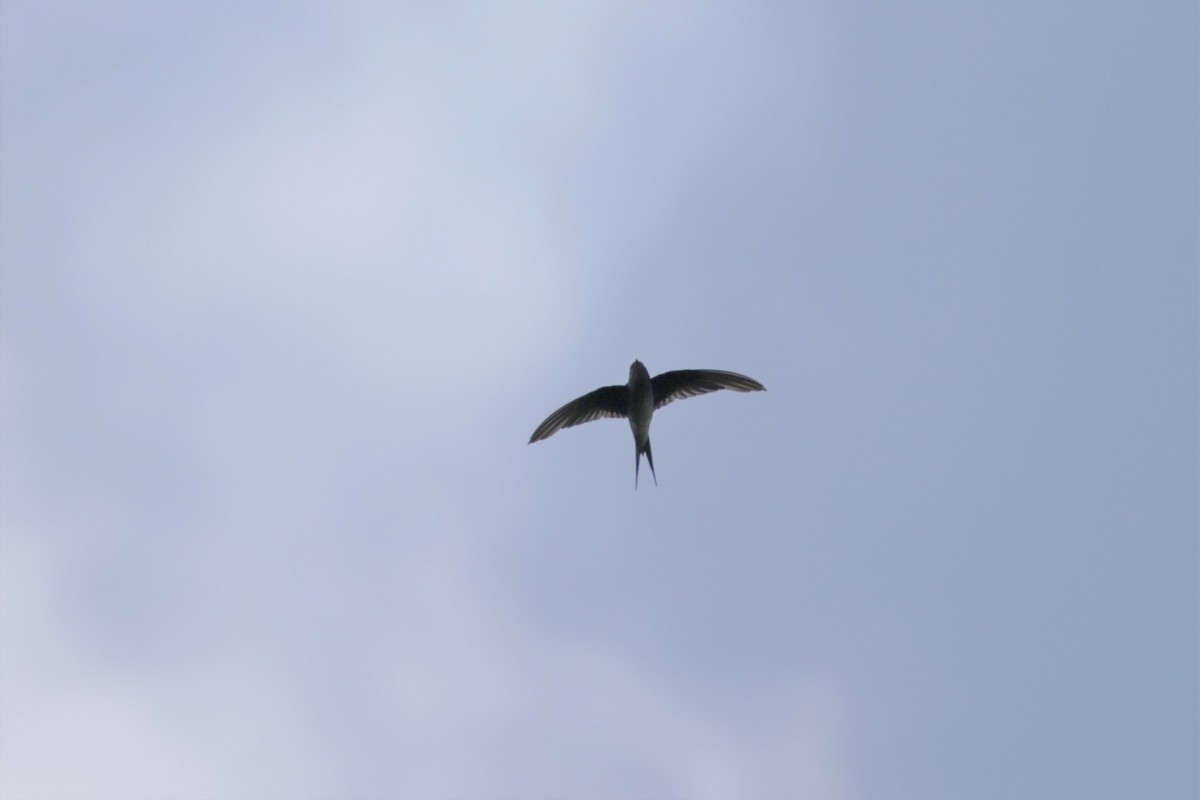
[{"x1": 629, "y1": 360, "x2": 649, "y2": 382}]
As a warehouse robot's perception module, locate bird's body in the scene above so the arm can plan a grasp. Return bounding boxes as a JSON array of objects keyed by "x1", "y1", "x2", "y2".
[
  {"x1": 627, "y1": 361, "x2": 656, "y2": 486},
  {"x1": 529, "y1": 360, "x2": 765, "y2": 487}
]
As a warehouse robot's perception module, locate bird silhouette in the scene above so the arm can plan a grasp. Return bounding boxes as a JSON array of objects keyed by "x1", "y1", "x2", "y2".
[{"x1": 529, "y1": 360, "x2": 766, "y2": 488}]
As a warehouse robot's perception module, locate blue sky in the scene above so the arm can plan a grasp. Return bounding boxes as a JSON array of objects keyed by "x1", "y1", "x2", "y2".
[{"x1": 1, "y1": 3, "x2": 1195, "y2": 798}]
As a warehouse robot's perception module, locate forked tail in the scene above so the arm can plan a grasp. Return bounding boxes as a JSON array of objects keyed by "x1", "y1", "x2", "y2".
[{"x1": 635, "y1": 438, "x2": 658, "y2": 489}]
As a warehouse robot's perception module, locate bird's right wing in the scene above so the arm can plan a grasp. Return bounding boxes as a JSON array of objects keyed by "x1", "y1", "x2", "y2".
[
  {"x1": 529, "y1": 385, "x2": 628, "y2": 443},
  {"x1": 651, "y1": 369, "x2": 765, "y2": 410}
]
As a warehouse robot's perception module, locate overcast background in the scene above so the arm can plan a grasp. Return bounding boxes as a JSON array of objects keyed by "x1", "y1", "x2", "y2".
[{"x1": 1, "y1": 3, "x2": 1196, "y2": 799}]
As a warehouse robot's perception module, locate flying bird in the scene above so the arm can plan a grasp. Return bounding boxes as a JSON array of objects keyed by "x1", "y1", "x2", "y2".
[{"x1": 529, "y1": 360, "x2": 766, "y2": 488}]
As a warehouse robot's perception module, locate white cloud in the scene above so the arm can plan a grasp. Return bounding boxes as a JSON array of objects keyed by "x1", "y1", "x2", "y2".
[
  {"x1": 0, "y1": 2, "x2": 843, "y2": 792},
  {"x1": 1, "y1": 495, "x2": 862, "y2": 800}
]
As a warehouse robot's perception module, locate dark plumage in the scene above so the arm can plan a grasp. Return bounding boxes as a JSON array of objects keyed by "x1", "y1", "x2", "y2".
[{"x1": 529, "y1": 360, "x2": 765, "y2": 487}]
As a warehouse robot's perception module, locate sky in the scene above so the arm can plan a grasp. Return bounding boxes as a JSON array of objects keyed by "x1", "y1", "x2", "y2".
[{"x1": 0, "y1": 2, "x2": 1196, "y2": 799}]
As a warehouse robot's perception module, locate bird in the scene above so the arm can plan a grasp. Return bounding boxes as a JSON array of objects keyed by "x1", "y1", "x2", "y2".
[{"x1": 529, "y1": 360, "x2": 766, "y2": 488}]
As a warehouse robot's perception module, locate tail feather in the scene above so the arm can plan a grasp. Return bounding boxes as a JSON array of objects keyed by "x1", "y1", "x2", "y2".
[
  {"x1": 635, "y1": 438, "x2": 657, "y2": 490},
  {"x1": 645, "y1": 439, "x2": 657, "y2": 487}
]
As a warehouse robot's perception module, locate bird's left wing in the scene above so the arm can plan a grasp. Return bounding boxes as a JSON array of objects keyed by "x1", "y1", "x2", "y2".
[
  {"x1": 651, "y1": 369, "x2": 765, "y2": 410},
  {"x1": 529, "y1": 385, "x2": 628, "y2": 443}
]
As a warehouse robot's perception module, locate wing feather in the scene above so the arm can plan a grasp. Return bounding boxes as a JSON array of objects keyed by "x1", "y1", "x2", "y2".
[
  {"x1": 528, "y1": 385, "x2": 628, "y2": 443},
  {"x1": 651, "y1": 369, "x2": 765, "y2": 410}
]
